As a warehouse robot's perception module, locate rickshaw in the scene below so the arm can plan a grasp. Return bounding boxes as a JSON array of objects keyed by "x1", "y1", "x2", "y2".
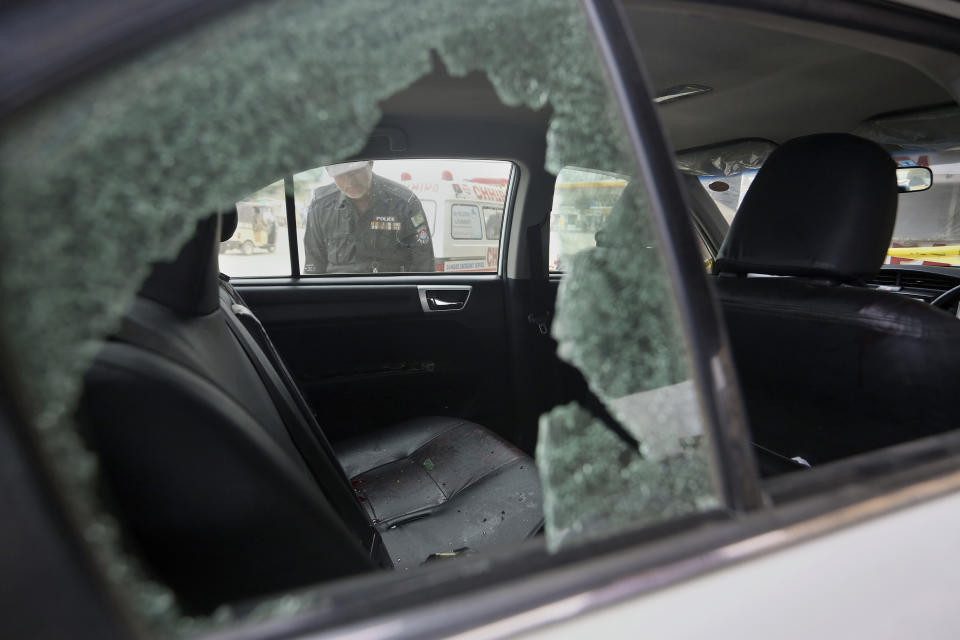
[{"x1": 221, "y1": 203, "x2": 278, "y2": 255}]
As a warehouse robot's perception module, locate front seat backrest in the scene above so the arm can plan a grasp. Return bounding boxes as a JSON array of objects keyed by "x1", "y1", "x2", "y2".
[{"x1": 714, "y1": 133, "x2": 960, "y2": 465}]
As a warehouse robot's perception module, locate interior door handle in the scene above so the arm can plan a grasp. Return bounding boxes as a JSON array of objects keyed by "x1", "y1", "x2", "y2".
[
  {"x1": 418, "y1": 285, "x2": 472, "y2": 313},
  {"x1": 429, "y1": 297, "x2": 462, "y2": 308}
]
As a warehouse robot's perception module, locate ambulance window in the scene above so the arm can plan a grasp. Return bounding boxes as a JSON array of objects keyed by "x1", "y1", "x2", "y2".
[
  {"x1": 451, "y1": 204, "x2": 483, "y2": 240},
  {"x1": 483, "y1": 207, "x2": 503, "y2": 240},
  {"x1": 422, "y1": 200, "x2": 438, "y2": 234}
]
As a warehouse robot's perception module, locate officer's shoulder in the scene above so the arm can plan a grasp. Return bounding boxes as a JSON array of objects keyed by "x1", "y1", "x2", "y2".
[
  {"x1": 376, "y1": 175, "x2": 419, "y2": 202},
  {"x1": 310, "y1": 183, "x2": 342, "y2": 205}
]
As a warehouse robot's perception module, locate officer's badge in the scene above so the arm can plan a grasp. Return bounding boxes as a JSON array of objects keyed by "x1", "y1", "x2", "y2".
[{"x1": 416, "y1": 227, "x2": 430, "y2": 245}]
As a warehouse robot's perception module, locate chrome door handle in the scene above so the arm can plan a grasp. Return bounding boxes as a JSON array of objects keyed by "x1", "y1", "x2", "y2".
[
  {"x1": 429, "y1": 297, "x2": 461, "y2": 308},
  {"x1": 418, "y1": 285, "x2": 472, "y2": 313}
]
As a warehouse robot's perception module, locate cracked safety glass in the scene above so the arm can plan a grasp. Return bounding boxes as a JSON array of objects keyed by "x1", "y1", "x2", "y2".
[
  {"x1": 539, "y1": 172, "x2": 721, "y2": 551},
  {"x1": 0, "y1": 0, "x2": 723, "y2": 635}
]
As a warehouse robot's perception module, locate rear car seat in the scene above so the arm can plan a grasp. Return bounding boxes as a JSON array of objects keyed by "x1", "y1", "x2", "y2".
[{"x1": 79, "y1": 212, "x2": 542, "y2": 612}]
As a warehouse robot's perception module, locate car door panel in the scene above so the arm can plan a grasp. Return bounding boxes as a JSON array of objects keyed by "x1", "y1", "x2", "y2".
[{"x1": 234, "y1": 277, "x2": 508, "y2": 444}]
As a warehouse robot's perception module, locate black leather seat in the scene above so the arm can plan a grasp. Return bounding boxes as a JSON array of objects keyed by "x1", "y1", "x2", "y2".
[
  {"x1": 714, "y1": 133, "x2": 960, "y2": 466},
  {"x1": 80, "y1": 212, "x2": 541, "y2": 612}
]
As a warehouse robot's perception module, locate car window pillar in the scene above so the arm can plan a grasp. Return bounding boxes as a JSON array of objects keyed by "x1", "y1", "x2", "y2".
[{"x1": 579, "y1": 0, "x2": 764, "y2": 511}]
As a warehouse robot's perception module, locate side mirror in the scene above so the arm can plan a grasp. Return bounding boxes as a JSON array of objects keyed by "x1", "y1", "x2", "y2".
[{"x1": 897, "y1": 166, "x2": 933, "y2": 193}]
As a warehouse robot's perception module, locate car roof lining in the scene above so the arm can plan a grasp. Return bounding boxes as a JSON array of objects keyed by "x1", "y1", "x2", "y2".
[
  {"x1": 368, "y1": 3, "x2": 959, "y2": 164},
  {"x1": 624, "y1": 2, "x2": 958, "y2": 151}
]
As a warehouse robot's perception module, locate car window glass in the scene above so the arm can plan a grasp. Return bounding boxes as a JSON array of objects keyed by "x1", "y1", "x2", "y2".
[
  {"x1": 541, "y1": 190, "x2": 719, "y2": 552},
  {"x1": 550, "y1": 166, "x2": 717, "y2": 271},
  {"x1": 292, "y1": 159, "x2": 510, "y2": 274},
  {"x1": 887, "y1": 151, "x2": 960, "y2": 266},
  {"x1": 220, "y1": 180, "x2": 289, "y2": 276},
  {"x1": 697, "y1": 171, "x2": 757, "y2": 224},
  {"x1": 549, "y1": 167, "x2": 628, "y2": 272},
  {"x1": 0, "y1": 0, "x2": 721, "y2": 634}
]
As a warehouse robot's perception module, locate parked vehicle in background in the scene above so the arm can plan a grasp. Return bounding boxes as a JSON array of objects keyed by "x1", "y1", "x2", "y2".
[
  {"x1": 222, "y1": 203, "x2": 278, "y2": 254},
  {"x1": 403, "y1": 173, "x2": 507, "y2": 272},
  {"x1": 223, "y1": 183, "x2": 283, "y2": 255}
]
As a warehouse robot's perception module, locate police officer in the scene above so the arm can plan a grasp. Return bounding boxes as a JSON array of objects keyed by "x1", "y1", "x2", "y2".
[{"x1": 303, "y1": 161, "x2": 434, "y2": 274}]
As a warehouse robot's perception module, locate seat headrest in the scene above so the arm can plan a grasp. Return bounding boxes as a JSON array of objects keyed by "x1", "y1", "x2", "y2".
[
  {"x1": 715, "y1": 133, "x2": 897, "y2": 281},
  {"x1": 221, "y1": 209, "x2": 238, "y2": 242},
  {"x1": 138, "y1": 213, "x2": 221, "y2": 316}
]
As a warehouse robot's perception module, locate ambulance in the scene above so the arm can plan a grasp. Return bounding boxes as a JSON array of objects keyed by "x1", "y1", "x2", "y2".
[{"x1": 401, "y1": 173, "x2": 507, "y2": 272}]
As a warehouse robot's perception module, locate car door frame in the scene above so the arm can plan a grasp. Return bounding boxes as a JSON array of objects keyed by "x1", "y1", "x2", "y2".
[{"x1": 8, "y1": 1, "x2": 960, "y2": 639}]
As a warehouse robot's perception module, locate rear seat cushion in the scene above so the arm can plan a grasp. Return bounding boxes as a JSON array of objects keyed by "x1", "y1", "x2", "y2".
[{"x1": 336, "y1": 417, "x2": 543, "y2": 569}]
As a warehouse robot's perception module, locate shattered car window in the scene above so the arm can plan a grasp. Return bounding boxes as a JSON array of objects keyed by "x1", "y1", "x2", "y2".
[
  {"x1": 540, "y1": 180, "x2": 720, "y2": 550},
  {"x1": 0, "y1": 0, "x2": 722, "y2": 634},
  {"x1": 548, "y1": 167, "x2": 629, "y2": 272}
]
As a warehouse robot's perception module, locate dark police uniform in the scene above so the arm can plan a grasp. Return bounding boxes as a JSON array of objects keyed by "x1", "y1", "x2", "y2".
[{"x1": 303, "y1": 174, "x2": 434, "y2": 274}]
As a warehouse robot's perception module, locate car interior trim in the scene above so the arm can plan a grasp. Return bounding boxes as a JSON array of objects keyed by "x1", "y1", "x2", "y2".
[
  {"x1": 446, "y1": 464, "x2": 960, "y2": 640},
  {"x1": 417, "y1": 284, "x2": 473, "y2": 313},
  {"x1": 247, "y1": 444, "x2": 960, "y2": 640}
]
